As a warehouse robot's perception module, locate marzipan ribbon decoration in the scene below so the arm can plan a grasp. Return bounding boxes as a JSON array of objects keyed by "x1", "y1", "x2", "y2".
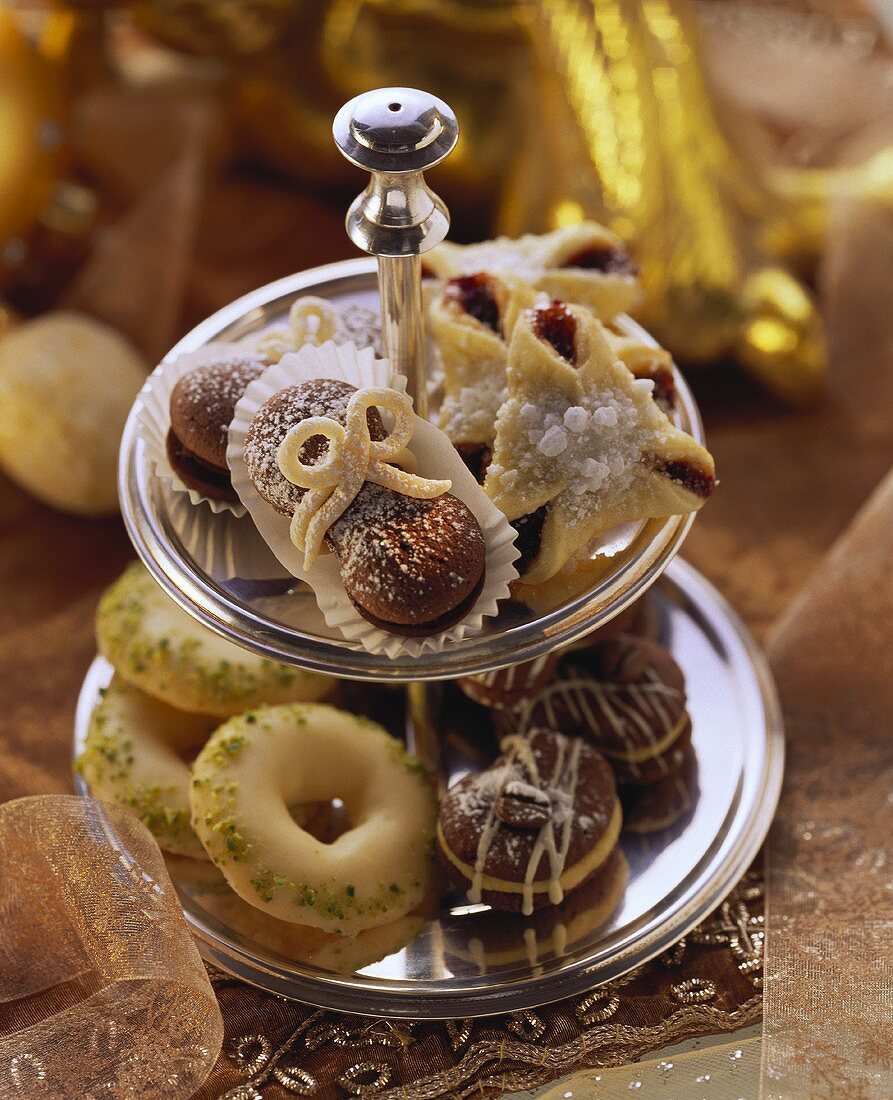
[{"x1": 278, "y1": 386, "x2": 451, "y2": 566}]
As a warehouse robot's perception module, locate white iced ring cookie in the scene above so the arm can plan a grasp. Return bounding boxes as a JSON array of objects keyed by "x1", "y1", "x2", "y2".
[
  {"x1": 97, "y1": 562, "x2": 334, "y2": 717},
  {"x1": 77, "y1": 676, "x2": 216, "y2": 859},
  {"x1": 0, "y1": 311, "x2": 146, "y2": 515},
  {"x1": 190, "y1": 703, "x2": 436, "y2": 933}
]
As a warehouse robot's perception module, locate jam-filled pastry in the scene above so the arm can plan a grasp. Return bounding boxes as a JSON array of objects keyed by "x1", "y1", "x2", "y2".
[
  {"x1": 437, "y1": 727, "x2": 622, "y2": 914},
  {"x1": 603, "y1": 324, "x2": 677, "y2": 416},
  {"x1": 494, "y1": 636, "x2": 692, "y2": 786},
  {"x1": 244, "y1": 379, "x2": 486, "y2": 636},
  {"x1": 425, "y1": 222, "x2": 640, "y2": 320},
  {"x1": 168, "y1": 351, "x2": 266, "y2": 501},
  {"x1": 484, "y1": 301, "x2": 716, "y2": 584},
  {"x1": 428, "y1": 275, "x2": 534, "y2": 476}
]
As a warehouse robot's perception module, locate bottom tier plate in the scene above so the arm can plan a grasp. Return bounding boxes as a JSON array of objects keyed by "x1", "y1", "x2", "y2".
[{"x1": 73, "y1": 558, "x2": 782, "y2": 1018}]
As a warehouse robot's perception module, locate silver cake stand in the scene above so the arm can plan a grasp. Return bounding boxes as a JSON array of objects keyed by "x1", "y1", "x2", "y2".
[{"x1": 74, "y1": 89, "x2": 783, "y2": 1017}]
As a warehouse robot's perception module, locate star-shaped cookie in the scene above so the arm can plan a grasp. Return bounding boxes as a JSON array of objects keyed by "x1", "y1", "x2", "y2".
[{"x1": 484, "y1": 300, "x2": 716, "y2": 584}]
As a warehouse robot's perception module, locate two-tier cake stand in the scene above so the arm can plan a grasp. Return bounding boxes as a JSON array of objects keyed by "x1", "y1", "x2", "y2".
[{"x1": 74, "y1": 89, "x2": 783, "y2": 1018}]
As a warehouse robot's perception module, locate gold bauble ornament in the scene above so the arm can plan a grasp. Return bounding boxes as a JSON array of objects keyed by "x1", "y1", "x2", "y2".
[{"x1": 0, "y1": 10, "x2": 66, "y2": 291}]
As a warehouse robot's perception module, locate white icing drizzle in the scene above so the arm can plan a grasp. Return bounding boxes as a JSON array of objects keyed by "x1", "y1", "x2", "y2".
[
  {"x1": 475, "y1": 653, "x2": 552, "y2": 693},
  {"x1": 468, "y1": 732, "x2": 584, "y2": 917},
  {"x1": 512, "y1": 664, "x2": 684, "y2": 780}
]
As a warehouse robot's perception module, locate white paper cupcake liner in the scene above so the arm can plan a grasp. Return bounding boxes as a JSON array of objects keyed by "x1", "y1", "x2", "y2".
[
  {"x1": 227, "y1": 340, "x2": 521, "y2": 658},
  {"x1": 160, "y1": 479, "x2": 295, "y2": 583},
  {"x1": 137, "y1": 342, "x2": 267, "y2": 518}
]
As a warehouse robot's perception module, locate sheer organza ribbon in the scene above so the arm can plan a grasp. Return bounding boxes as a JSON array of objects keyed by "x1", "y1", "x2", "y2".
[
  {"x1": 0, "y1": 795, "x2": 222, "y2": 1099},
  {"x1": 763, "y1": 467, "x2": 893, "y2": 1097}
]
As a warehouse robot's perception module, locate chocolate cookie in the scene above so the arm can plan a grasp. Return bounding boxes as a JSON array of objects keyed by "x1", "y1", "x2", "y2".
[
  {"x1": 329, "y1": 483, "x2": 486, "y2": 635},
  {"x1": 168, "y1": 353, "x2": 265, "y2": 501},
  {"x1": 457, "y1": 653, "x2": 558, "y2": 710},
  {"x1": 244, "y1": 380, "x2": 487, "y2": 636},
  {"x1": 445, "y1": 848, "x2": 628, "y2": 971},
  {"x1": 243, "y1": 379, "x2": 386, "y2": 516},
  {"x1": 610, "y1": 717, "x2": 692, "y2": 785},
  {"x1": 437, "y1": 728, "x2": 621, "y2": 914},
  {"x1": 495, "y1": 637, "x2": 690, "y2": 785},
  {"x1": 621, "y1": 743, "x2": 698, "y2": 834}
]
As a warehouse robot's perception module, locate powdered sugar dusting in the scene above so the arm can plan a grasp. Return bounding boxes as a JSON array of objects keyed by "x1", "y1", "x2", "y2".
[
  {"x1": 330, "y1": 483, "x2": 484, "y2": 623},
  {"x1": 244, "y1": 380, "x2": 366, "y2": 516}
]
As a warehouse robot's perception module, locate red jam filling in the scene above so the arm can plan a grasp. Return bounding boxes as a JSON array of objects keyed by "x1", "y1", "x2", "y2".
[
  {"x1": 635, "y1": 360, "x2": 676, "y2": 414},
  {"x1": 511, "y1": 505, "x2": 548, "y2": 573},
  {"x1": 455, "y1": 443, "x2": 492, "y2": 485},
  {"x1": 533, "y1": 301, "x2": 577, "y2": 364},
  {"x1": 658, "y1": 460, "x2": 715, "y2": 499},
  {"x1": 564, "y1": 245, "x2": 639, "y2": 277},
  {"x1": 445, "y1": 274, "x2": 501, "y2": 335}
]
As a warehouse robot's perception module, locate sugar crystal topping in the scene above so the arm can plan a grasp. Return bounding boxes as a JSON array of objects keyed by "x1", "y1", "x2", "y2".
[{"x1": 488, "y1": 362, "x2": 659, "y2": 529}]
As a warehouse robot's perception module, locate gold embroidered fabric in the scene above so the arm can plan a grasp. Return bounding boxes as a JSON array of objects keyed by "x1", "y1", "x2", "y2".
[
  {"x1": 0, "y1": 795, "x2": 223, "y2": 1100},
  {"x1": 194, "y1": 870, "x2": 762, "y2": 1099}
]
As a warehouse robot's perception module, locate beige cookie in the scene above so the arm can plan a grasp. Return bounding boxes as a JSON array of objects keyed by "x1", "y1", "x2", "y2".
[
  {"x1": 97, "y1": 561, "x2": 335, "y2": 716},
  {"x1": 0, "y1": 312, "x2": 146, "y2": 515},
  {"x1": 190, "y1": 704, "x2": 437, "y2": 933},
  {"x1": 76, "y1": 675, "x2": 216, "y2": 859}
]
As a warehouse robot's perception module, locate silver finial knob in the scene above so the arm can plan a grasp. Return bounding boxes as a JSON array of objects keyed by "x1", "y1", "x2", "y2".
[
  {"x1": 333, "y1": 87, "x2": 458, "y2": 258},
  {"x1": 333, "y1": 88, "x2": 459, "y2": 417}
]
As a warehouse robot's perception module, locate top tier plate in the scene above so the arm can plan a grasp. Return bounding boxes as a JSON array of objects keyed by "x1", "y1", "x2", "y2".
[{"x1": 119, "y1": 258, "x2": 702, "y2": 682}]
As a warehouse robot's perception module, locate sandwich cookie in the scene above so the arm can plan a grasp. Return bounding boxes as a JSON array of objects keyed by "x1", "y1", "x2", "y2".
[{"x1": 437, "y1": 727, "x2": 622, "y2": 914}]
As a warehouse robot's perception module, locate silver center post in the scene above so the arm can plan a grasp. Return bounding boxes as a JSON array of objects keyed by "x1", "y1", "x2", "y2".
[{"x1": 333, "y1": 88, "x2": 459, "y2": 418}]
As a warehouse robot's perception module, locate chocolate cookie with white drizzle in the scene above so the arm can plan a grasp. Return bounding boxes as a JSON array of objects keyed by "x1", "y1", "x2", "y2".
[
  {"x1": 457, "y1": 652, "x2": 558, "y2": 710},
  {"x1": 494, "y1": 636, "x2": 691, "y2": 785},
  {"x1": 436, "y1": 728, "x2": 621, "y2": 914}
]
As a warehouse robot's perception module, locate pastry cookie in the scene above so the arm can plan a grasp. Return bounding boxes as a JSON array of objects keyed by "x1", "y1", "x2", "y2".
[
  {"x1": 484, "y1": 302, "x2": 716, "y2": 583},
  {"x1": 437, "y1": 727, "x2": 622, "y2": 914},
  {"x1": 603, "y1": 324, "x2": 677, "y2": 415},
  {"x1": 0, "y1": 312, "x2": 146, "y2": 516},
  {"x1": 97, "y1": 562, "x2": 334, "y2": 716},
  {"x1": 426, "y1": 222, "x2": 641, "y2": 320},
  {"x1": 77, "y1": 676, "x2": 216, "y2": 859},
  {"x1": 189, "y1": 703, "x2": 437, "y2": 933},
  {"x1": 429, "y1": 275, "x2": 534, "y2": 463}
]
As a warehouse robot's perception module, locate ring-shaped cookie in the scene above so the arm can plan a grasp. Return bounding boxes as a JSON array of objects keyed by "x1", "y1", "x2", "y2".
[
  {"x1": 77, "y1": 675, "x2": 216, "y2": 859},
  {"x1": 189, "y1": 703, "x2": 436, "y2": 934},
  {"x1": 97, "y1": 562, "x2": 334, "y2": 716}
]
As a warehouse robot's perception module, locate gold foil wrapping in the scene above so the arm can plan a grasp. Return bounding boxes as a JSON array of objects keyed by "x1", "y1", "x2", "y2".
[
  {"x1": 519, "y1": 0, "x2": 827, "y2": 400},
  {"x1": 0, "y1": 795, "x2": 222, "y2": 1099}
]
